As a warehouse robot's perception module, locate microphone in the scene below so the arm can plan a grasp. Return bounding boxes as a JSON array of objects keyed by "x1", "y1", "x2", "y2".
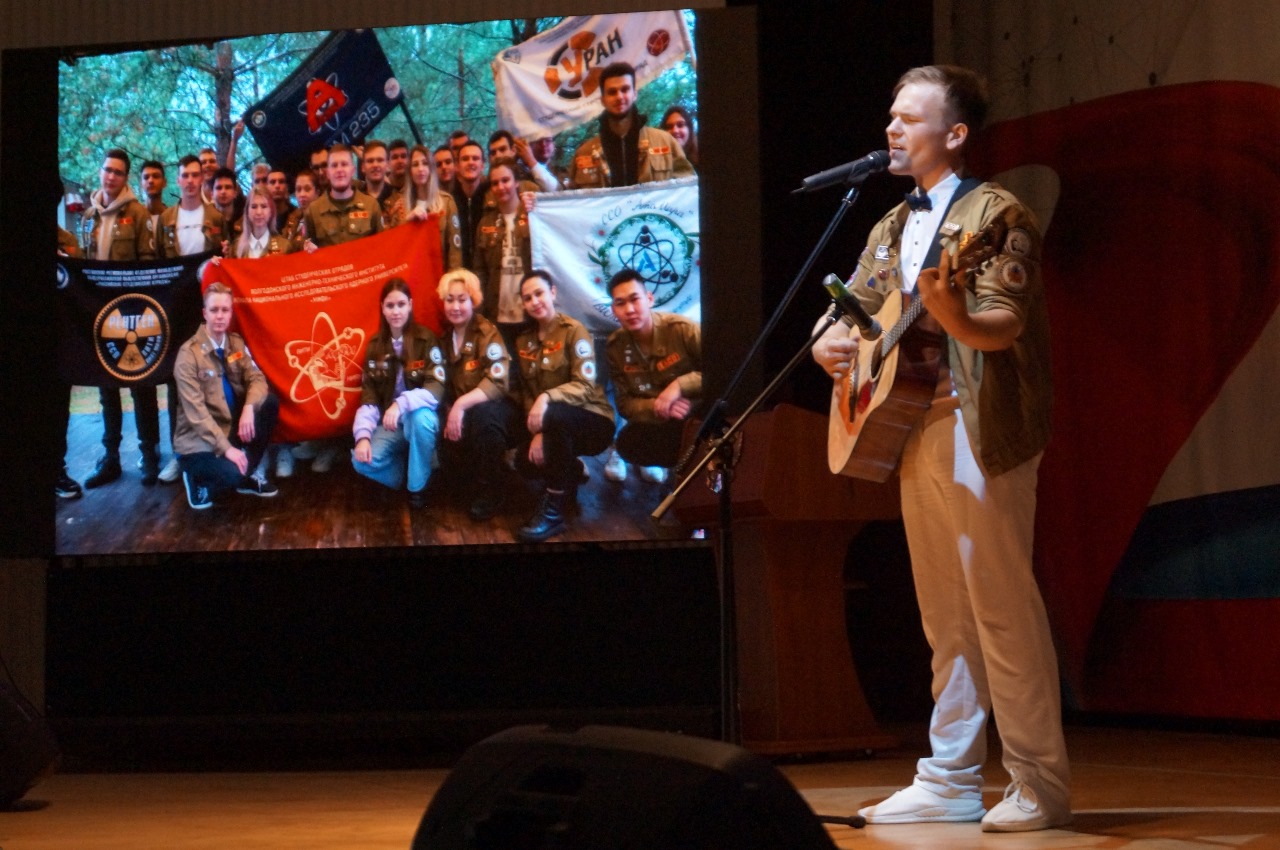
[
  {"x1": 823, "y1": 273, "x2": 882, "y2": 340},
  {"x1": 794, "y1": 150, "x2": 891, "y2": 194}
]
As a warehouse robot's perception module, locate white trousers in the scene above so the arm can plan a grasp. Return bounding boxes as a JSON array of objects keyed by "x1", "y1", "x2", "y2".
[{"x1": 899, "y1": 407, "x2": 1070, "y2": 807}]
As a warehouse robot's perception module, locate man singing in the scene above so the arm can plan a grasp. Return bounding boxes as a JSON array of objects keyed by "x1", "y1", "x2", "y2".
[{"x1": 812, "y1": 65, "x2": 1068, "y2": 832}]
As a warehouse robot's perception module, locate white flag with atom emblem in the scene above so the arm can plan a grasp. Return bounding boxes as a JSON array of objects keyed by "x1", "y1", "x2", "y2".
[{"x1": 529, "y1": 177, "x2": 700, "y2": 337}]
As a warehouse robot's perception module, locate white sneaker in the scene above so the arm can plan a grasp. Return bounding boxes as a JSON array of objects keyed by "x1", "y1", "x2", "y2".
[
  {"x1": 158, "y1": 457, "x2": 182, "y2": 483},
  {"x1": 857, "y1": 784, "x2": 985, "y2": 824},
  {"x1": 981, "y1": 781, "x2": 1071, "y2": 832},
  {"x1": 275, "y1": 446, "x2": 295, "y2": 478},
  {"x1": 639, "y1": 465, "x2": 667, "y2": 484},
  {"x1": 312, "y1": 444, "x2": 343, "y2": 473},
  {"x1": 604, "y1": 449, "x2": 627, "y2": 482}
]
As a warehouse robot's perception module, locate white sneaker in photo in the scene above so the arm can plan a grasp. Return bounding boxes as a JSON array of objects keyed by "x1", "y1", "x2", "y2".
[
  {"x1": 157, "y1": 457, "x2": 182, "y2": 483},
  {"x1": 639, "y1": 465, "x2": 667, "y2": 484},
  {"x1": 275, "y1": 446, "x2": 295, "y2": 478},
  {"x1": 604, "y1": 449, "x2": 627, "y2": 482}
]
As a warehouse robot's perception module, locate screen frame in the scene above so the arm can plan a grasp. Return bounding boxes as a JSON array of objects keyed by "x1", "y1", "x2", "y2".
[{"x1": 0, "y1": 6, "x2": 762, "y2": 560}]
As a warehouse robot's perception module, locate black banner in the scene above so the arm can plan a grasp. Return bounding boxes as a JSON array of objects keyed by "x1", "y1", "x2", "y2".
[
  {"x1": 244, "y1": 29, "x2": 402, "y2": 174},
  {"x1": 56, "y1": 253, "x2": 209, "y2": 387}
]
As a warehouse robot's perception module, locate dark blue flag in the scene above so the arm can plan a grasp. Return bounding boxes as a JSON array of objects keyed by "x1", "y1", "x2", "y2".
[{"x1": 244, "y1": 29, "x2": 403, "y2": 174}]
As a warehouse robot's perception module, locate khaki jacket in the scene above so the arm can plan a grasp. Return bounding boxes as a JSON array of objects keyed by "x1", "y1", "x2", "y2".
[
  {"x1": 849, "y1": 181, "x2": 1052, "y2": 476},
  {"x1": 304, "y1": 190, "x2": 384, "y2": 247},
  {"x1": 359, "y1": 324, "x2": 446, "y2": 414},
  {"x1": 442, "y1": 314, "x2": 512, "y2": 402},
  {"x1": 233, "y1": 232, "x2": 296, "y2": 258},
  {"x1": 606, "y1": 312, "x2": 702, "y2": 424},
  {"x1": 569, "y1": 123, "x2": 694, "y2": 189},
  {"x1": 173, "y1": 325, "x2": 269, "y2": 457},
  {"x1": 156, "y1": 203, "x2": 227, "y2": 258},
  {"x1": 515, "y1": 314, "x2": 614, "y2": 422},
  {"x1": 398, "y1": 193, "x2": 464, "y2": 271},
  {"x1": 472, "y1": 205, "x2": 532, "y2": 322},
  {"x1": 86, "y1": 186, "x2": 155, "y2": 261}
]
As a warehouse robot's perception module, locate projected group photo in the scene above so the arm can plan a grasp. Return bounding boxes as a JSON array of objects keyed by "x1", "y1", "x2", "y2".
[{"x1": 54, "y1": 10, "x2": 706, "y2": 555}]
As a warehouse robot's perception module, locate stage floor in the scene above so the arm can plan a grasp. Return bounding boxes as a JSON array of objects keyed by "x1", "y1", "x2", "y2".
[{"x1": 4, "y1": 724, "x2": 1280, "y2": 848}]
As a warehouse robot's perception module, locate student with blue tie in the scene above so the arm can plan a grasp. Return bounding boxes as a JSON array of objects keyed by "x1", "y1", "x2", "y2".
[{"x1": 172, "y1": 282, "x2": 279, "y2": 509}]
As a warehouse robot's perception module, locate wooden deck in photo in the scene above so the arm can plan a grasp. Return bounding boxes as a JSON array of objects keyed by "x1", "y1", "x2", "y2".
[{"x1": 57, "y1": 403, "x2": 690, "y2": 555}]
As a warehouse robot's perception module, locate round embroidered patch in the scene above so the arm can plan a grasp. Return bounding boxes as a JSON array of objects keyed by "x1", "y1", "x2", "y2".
[
  {"x1": 430, "y1": 347, "x2": 443, "y2": 364},
  {"x1": 997, "y1": 257, "x2": 1028, "y2": 292},
  {"x1": 574, "y1": 338, "x2": 592, "y2": 358},
  {"x1": 581, "y1": 360, "x2": 596, "y2": 382},
  {"x1": 486, "y1": 342, "x2": 503, "y2": 361},
  {"x1": 490, "y1": 362, "x2": 506, "y2": 380},
  {"x1": 1005, "y1": 227, "x2": 1033, "y2": 258}
]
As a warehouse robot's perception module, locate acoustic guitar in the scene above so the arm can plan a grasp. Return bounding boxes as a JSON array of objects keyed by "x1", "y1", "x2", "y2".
[{"x1": 828, "y1": 221, "x2": 1008, "y2": 481}]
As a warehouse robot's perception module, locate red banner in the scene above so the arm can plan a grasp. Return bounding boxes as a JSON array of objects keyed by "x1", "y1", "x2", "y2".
[{"x1": 202, "y1": 220, "x2": 443, "y2": 441}]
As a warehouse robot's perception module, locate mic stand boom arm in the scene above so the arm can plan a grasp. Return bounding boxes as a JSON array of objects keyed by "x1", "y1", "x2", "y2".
[
  {"x1": 650, "y1": 307, "x2": 844, "y2": 748},
  {"x1": 653, "y1": 179, "x2": 872, "y2": 747}
]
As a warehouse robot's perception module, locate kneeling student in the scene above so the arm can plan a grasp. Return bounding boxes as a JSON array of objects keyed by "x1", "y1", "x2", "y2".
[
  {"x1": 436, "y1": 268, "x2": 521, "y2": 521},
  {"x1": 351, "y1": 278, "x2": 445, "y2": 508},
  {"x1": 605, "y1": 268, "x2": 702, "y2": 483},
  {"x1": 173, "y1": 282, "x2": 279, "y2": 509}
]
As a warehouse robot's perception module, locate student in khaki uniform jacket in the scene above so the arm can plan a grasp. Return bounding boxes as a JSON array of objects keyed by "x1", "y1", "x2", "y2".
[
  {"x1": 302, "y1": 144, "x2": 383, "y2": 250},
  {"x1": 173, "y1": 282, "x2": 279, "y2": 509},
  {"x1": 350, "y1": 278, "x2": 445, "y2": 509},
  {"x1": 230, "y1": 186, "x2": 296, "y2": 258},
  {"x1": 156, "y1": 155, "x2": 227, "y2": 259},
  {"x1": 568, "y1": 62, "x2": 694, "y2": 189},
  {"x1": 82, "y1": 148, "x2": 163, "y2": 490},
  {"x1": 436, "y1": 268, "x2": 521, "y2": 521},
  {"x1": 400, "y1": 143, "x2": 463, "y2": 270},
  {"x1": 513, "y1": 271, "x2": 615, "y2": 542},
  {"x1": 605, "y1": 269, "x2": 702, "y2": 484}
]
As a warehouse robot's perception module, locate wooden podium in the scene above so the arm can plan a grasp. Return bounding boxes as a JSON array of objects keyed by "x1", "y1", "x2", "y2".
[{"x1": 675, "y1": 404, "x2": 901, "y2": 755}]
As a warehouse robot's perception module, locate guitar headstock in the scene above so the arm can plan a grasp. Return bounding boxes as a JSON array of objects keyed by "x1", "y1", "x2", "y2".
[{"x1": 954, "y1": 219, "x2": 1009, "y2": 272}]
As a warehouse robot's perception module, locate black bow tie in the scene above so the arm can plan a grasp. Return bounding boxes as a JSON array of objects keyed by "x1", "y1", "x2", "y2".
[{"x1": 905, "y1": 189, "x2": 932, "y2": 212}]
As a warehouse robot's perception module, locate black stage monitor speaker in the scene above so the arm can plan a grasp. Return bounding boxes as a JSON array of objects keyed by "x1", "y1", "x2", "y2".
[
  {"x1": 413, "y1": 725, "x2": 838, "y2": 850},
  {"x1": 0, "y1": 678, "x2": 60, "y2": 808}
]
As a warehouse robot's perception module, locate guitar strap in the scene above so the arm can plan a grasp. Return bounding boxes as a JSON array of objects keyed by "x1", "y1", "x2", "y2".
[
  {"x1": 914, "y1": 176, "x2": 985, "y2": 288},
  {"x1": 908, "y1": 177, "x2": 984, "y2": 367}
]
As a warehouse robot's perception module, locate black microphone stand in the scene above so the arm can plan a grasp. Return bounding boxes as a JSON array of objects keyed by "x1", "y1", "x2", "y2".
[{"x1": 652, "y1": 173, "x2": 874, "y2": 752}]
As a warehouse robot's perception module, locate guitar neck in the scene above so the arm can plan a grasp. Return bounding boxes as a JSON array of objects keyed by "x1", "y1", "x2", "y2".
[{"x1": 880, "y1": 289, "x2": 927, "y2": 355}]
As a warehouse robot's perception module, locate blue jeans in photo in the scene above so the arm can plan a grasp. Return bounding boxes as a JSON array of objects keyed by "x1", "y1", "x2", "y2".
[{"x1": 351, "y1": 405, "x2": 439, "y2": 494}]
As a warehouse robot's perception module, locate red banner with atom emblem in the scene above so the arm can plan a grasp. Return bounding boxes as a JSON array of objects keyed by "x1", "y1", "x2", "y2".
[{"x1": 201, "y1": 219, "x2": 442, "y2": 441}]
